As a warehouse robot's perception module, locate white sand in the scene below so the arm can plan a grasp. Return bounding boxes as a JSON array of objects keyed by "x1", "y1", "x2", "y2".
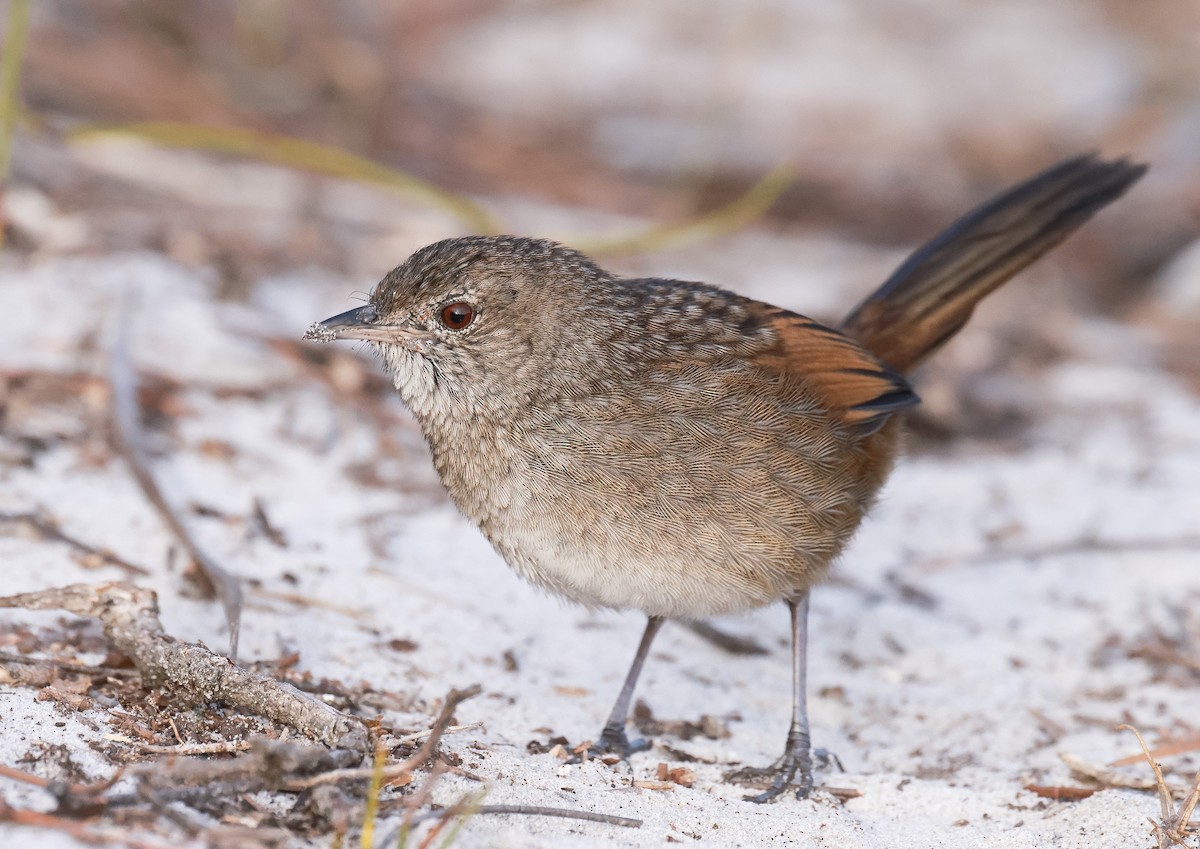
[{"x1": 1, "y1": 246, "x2": 1197, "y2": 848}]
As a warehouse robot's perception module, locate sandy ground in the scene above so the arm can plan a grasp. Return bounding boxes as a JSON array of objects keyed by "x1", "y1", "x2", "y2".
[
  {"x1": 1, "y1": 209, "x2": 1198, "y2": 847},
  {"x1": 3, "y1": 1, "x2": 1199, "y2": 845}
]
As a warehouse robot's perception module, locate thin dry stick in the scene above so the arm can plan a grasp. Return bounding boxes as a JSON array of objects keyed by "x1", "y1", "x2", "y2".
[
  {"x1": 1177, "y1": 780, "x2": 1200, "y2": 847},
  {"x1": 0, "y1": 763, "x2": 123, "y2": 798},
  {"x1": 0, "y1": 510, "x2": 150, "y2": 576},
  {"x1": 1059, "y1": 752, "x2": 1158, "y2": 792},
  {"x1": 917, "y1": 534, "x2": 1200, "y2": 571},
  {"x1": 0, "y1": 582, "x2": 367, "y2": 754},
  {"x1": 284, "y1": 759, "x2": 417, "y2": 792},
  {"x1": 286, "y1": 685, "x2": 481, "y2": 792},
  {"x1": 389, "y1": 759, "x2": 451, "y2": 848},
  {"x1": 1112, "y1": 736, "x2": 1200, "y2": 767},
  {"x1": 0, "y1": 650, "x2": 136, "y2": 677},
  {"x1": 405, "y1": 685, "x2": 482, "y2": 768},
  {"x1": 113, "y1": 739, "x2": 345, "y2": 804},
  {"x1": 249, "y1": 586, "x2": 367, "y2": 619},
  {"x1": 141, "y1": 741, "x2": 252, "y2": 755},
  {"x1": 378, "y1": 686, "x2": 485, "y2": 844},
  {"x1": 1120, "y1": 724, "x2": 1200, "y2": 849},
  {"x1": 393, "y1": 722, "x2": 482, "y2": 746},
  {"x1": 684, "y1": 620, "x2": 768, "y2": 656},
  {"x1": 405, "y1": 804, "x2": 642, "y2": 830},
  {"x1": 108, "y1": 304, "x2": 243, "y2": 657},
  {"x1": 0, "y1": 796, "x2": 176, "y2": 849},
  {"x1": 415, "y1": 790, "x2": 486, "y2": 849}
]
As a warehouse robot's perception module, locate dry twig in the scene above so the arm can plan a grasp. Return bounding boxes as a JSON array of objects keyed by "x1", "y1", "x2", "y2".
[
  {"x1": 108, "y1": 306, "x2": 244, "y2": 656},
  {"x1": 0, "y1": 651, "x2": 136, "y2": 690},
  {"x1": 120, "y1": 738, "x2": 344, "y2": 800},
  {"x1": 1060, "y1": 751, "x2": 1159, "y2": 792},
  {"x1": 0, "y1": 582, "x2": 367, "y2": 754},
  {"x1": 684, "y1": 620, "x2": 769, "y2": 655},
  {"x1": 0, "y1": 797, "x2": 175, "y2": 849},
  {"x1": 392, "y1": 722, "x2": 483, "y2": 746},
  {"x1": 1119, "y1": 725, "x2": 1200, "y2": 849},
  {"x1": 285, "y1": 685, "x2": 481, "y2": 792},
  {"x1": 917, "y1": 534, "x2": 1200, "y2": 572},
  {"x1": 140, "y1": 740, "x2": 252, "y2": 755},
  {"x1": 398, "y1": 803, "x2": 642, "y2": 832},
  {"x1": 0, "y1": 510, "x2": 150, "y2": 576},
  {"x1": 0, "y1": 762, "x2": 122, "y2": 798},
  {"x1": 1113, "y1": 736, "x2": 1200, "y2": 767}
]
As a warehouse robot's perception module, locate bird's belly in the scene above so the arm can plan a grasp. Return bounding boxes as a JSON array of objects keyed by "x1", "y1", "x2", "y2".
[
  {"x1": 469, "y1": 461, "x2": 857, "y2": 619},
  {"x1": 430, "y1": 384, "x2": 891, "y2": 621},
  {"x1": 489, "y1": 520, "x2": 793, "y2": 619}
]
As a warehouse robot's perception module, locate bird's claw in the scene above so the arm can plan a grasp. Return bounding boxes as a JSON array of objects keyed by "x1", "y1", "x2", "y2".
[
  {"x1": 566, "y1": 726, "x2": 651, "y2": 764},
  {"x1": 725, "y1": 746, "x2": 834, "y2": 802}
]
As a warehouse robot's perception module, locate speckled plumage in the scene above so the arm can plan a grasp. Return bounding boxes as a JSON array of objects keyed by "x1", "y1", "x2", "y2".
[
  {"x1": 365, "y1": 236, "x2": 908, "y2": 618},
  {"x1": 307, "y1": 154, "x2": 1146, "y2": 800}
]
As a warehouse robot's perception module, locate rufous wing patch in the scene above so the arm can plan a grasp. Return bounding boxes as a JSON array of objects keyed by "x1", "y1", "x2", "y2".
[{"x1": 768, "y1": 311, "x2": 919, "y2": 434}]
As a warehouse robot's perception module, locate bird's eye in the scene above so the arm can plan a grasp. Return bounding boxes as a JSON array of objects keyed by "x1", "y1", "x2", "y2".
[{"x1": 439, "y1": 302, "x2": 475, "y2": 330}]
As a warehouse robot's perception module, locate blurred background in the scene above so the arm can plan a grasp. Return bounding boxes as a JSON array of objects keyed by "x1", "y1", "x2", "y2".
[{"x1": 1, "y1": 0, "x2": 1198, "y2": 430}]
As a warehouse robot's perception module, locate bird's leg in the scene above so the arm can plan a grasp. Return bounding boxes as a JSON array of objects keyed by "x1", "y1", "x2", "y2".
[
  {"x1": 726, "y1": 592, "x2": 818, "y2": 801},
  {"x1": 579, "y1": 615, "x2": 664, "y2": 760}
]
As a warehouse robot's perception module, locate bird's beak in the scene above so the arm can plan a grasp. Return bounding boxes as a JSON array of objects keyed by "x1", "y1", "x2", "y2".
[{"x1": 304, "y1": 305, "x2": 413, "y2": 344}]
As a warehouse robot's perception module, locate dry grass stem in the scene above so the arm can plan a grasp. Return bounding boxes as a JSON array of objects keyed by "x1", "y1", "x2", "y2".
[
  {"x1": 402, "y1": 803, "x2": 643, "y2": 831},
  {"x1": 1119, "y1": 724, "x2": 1200, "y2": 848},
  {"x1": 140, "y1": 740, "x2": 253, "y2": 755},
  {"x1": 1112, "y1": 736, "x2": 1200, "y2": 767},
  {"x1": 71, "y1": 122, "x2": 499, "y2": 235},
  {"x1": 286, "y1": 685, "x2": 481, "y2": 792},
  {"x1": 1059, "y1": 751, "x2": 1159, "y2": 791},
  {"x1": 577, "y1": 164, "x2": 796, "y2": 257},
  {"x1": 0, "y1": 510, "x2": 150, "y2": 576},
  {"x1": 0, "y1": 796, "x2": 176, "y2": 849},
  {"x1": 108, "y1": 304, "x2": 244, "y2": 656},
  {"x1": 684, "y1": 620, "x2": 769, "y2": 655},
  {"x1": 393, "y1": 722, "x2": 483, "y2": 746}
]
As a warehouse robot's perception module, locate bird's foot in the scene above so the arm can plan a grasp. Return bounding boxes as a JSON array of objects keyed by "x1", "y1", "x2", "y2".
[
  {"x1": 726, "y1": 746, "x2": 838, "y2": 802},
  {"x1": 568, "y1": 725, "x2": 652, "y2": 764}
]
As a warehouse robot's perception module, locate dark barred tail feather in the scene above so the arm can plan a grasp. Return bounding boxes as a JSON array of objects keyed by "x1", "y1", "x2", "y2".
[{"x1": 841, "y1": 155, "x2": 1147, "y2": 374}]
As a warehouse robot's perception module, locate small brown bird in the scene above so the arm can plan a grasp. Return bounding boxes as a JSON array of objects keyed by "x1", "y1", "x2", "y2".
[{"x1": 307, "y1": 155, "x2": 1144, "y2": 801}]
